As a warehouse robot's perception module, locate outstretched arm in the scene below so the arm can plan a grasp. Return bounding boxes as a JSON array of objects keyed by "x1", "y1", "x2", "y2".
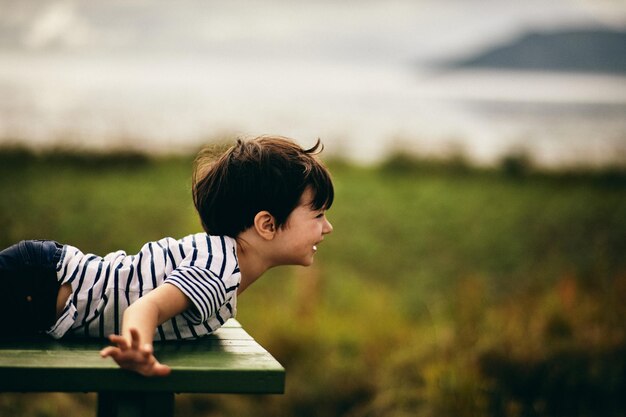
[{"x1": 99, "y1": 283, "x2": 190, "y2": 377}]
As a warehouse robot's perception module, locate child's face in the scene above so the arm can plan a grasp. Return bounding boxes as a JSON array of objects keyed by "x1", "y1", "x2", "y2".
[{"x1": 273, "y1": 188, "x2": 333, "y2": 266}]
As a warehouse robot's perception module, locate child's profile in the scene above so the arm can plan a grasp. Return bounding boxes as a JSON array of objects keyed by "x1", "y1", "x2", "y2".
[{"x1": 0, "y1": 136, "x2": 334, "y2": 376}]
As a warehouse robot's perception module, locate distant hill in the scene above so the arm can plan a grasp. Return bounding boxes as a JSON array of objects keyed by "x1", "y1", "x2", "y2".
[{"x1": 445, "y1": 27, "x2": 626, "y2": 74}]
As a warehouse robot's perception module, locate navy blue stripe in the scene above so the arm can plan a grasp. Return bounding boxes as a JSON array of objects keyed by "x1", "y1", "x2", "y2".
[
  {"x1": 59, "y1": 302, "x2": 71, "y2": 317},
  {"x1": 125, "y1": 264, "x2": 134, "y2": 306},
  {"x1": 181, "y1": 310, "x2": 202, "y2": 324},
  {"x1": 113, "y1": 262, "x2": 123, "y2": 335},
  {"x1": 185, "y1": 318, "x2": 199, "y2": 338},
  {"x1": 148, "y1": 243, "x2": 157, "y2": 288},
  {"x1": 215, "y1": 311, "x2": 225, "y2": 325},
  {"x1": 178, "y1": 242, "x2": 185, "y2": 258},
  {"x1": 98, "y1": 263, "x2": 111, "y2": 301},
  {"x1": 170, "y1": 318, "x2": 182, "y2": 339},
  {"x1": 60, "y1": 262, "x2": 69, "y2": 280},
  {"x1": 219, "y1": 236, "x2": 227, "y2": 278},
  {"x1": 166, "y1": 246, "x2": 176, "y2": 268},
  {"x1": 82, "y1": 260, "x2": 104, "y2": 336},
  {"x1": 225, "y1": 284, "x2": 239, "y2": 293},
  {"x1": 98, "y1": 263, "x2": 112, "y2": 338},
  {"x1": 82, "y1": 293, "x2": 108, "y2": 336},
  {"x1": 190, "y1": 235, "x2": 198, "y2": 266},
  {"x1": 71, "y1": 255, "x2": 98, "y2": 305},
  {"x1": 205, "y1": 235, "x2": 213, "y2": 269},
  {"x1": 156, "y1": 325, "x2": 166, "y2": 341},
  {"x1": 189, "y1": 249, "x2": 198, "y2": 267},
  {"x1": 137, "y1": 251, "x2": 144, "y2": 296},
  {"x1": 202, "y1": 322, "x2": 212, "y2": 333},
  {"x1": 81, "y1": 259, "x2": 104, "y2": 320},
  {"x1": 59, "y1": 255, "x2": 70, "y2": 279},
  {"x1": 96, "y1": 294, "x2": 109, "y2": 338},
  {"x1": 157, "y1": 241, "x2": 172, "y2": 272},
  {"x1": 66, "y1": 252, "x2": 87, "y2": 284}
]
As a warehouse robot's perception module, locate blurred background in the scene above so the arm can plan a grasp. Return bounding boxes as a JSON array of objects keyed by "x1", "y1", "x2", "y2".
[
  {"x1": 1, "y1": 1, "x2": 625, "y2": 416},
  {"x1": 1, "y1": 0, "x2": 625, "y2": 166}
]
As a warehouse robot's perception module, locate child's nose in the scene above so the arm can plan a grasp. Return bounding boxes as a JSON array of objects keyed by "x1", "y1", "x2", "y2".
[{"x1": 323, "y1": 219, "x2": 333, "y2": 234}]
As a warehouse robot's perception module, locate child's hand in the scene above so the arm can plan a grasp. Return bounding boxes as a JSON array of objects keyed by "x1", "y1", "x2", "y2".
[{"x1": 100, "y1": 328, "x2": 171, "y2": 377}]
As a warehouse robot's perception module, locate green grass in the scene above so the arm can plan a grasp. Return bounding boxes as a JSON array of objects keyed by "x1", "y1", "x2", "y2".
[{"x1": 1, "y1": 148, "x2": 625, "y2": 417}]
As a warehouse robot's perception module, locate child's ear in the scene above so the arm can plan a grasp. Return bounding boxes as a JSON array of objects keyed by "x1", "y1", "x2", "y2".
[{"x1": 253, "y1": 211, "x2": 277, "y2": 240}]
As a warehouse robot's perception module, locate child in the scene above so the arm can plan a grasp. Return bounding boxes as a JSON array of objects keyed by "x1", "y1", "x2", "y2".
[{"x1": 0, "y1": 136, "x2": 334, "y2": 376}]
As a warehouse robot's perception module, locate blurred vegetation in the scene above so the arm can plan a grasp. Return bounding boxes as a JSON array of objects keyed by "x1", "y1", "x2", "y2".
[{"x1": 0, "y1": 145, "x2": 625, "y2": 417}]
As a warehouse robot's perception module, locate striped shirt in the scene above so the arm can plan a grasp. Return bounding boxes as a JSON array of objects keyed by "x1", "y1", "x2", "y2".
[{"x1": 47, "y1": 233, "x2": 241, "y2": 341}]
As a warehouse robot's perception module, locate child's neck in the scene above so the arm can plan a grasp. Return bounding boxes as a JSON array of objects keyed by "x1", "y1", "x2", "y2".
[{"x1": 235, "y1": 236, "x2": 272, "y2": 294}]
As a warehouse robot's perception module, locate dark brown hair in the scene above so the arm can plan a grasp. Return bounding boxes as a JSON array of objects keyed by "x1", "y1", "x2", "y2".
[{"x1": 192, "y1": 136, "x2": 334, "y2": 237}]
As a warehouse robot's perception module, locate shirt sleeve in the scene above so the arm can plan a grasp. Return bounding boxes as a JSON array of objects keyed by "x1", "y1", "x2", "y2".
[
  {"x1": 163, "y1": 234, "x2": 240, "y2": 325},
  {"x1": 165, "y1": 265, "x2": 227, "y2": 324}
]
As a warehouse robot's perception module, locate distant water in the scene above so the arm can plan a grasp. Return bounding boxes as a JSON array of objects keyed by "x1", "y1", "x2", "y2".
[{"x1": 1, "y1": 51, "x2": 625, "y2": 167}]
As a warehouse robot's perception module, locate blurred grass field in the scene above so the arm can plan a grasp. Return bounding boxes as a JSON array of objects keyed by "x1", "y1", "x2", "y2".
[{"x1": 0, "y1": 147, "x2": 625, "y2": 417}]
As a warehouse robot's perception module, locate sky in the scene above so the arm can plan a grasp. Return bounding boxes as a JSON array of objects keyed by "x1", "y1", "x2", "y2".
[{"x1": 2, "y1": 0, "x2": 625, "y2": 62}]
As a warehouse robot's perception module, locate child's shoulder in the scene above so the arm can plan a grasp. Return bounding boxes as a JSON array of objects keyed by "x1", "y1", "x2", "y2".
[
  {"x1": 157, "y1": 233, "x2": 237, "y2": 257},
  {"x1": 164, "y1": 233, "x2": 235, "y2": 245}
]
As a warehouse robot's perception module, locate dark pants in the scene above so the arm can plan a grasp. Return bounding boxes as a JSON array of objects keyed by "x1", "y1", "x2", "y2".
[{"x1": 0, "y1": 240, "x2": 64, "y2": 339}]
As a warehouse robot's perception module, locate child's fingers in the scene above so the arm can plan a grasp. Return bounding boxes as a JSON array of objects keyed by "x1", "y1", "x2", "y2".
[
  {"x1": 151, "y1": 362, "x2": 171, "y2": 377},
  {"x1": 102, "y1": 349, "x2": 143, "y2": 370},
  {"x1": 99, "y1": 346, "x2": 119, "y2": 358},
  {"x1": 129, "y1": 328, "x2": 141, "y2": 350},
  {"x1": 100, "y1": 336, "x2": 170, "y2": 378},
  {"x1": 138, "y1": 358, "x2": 171, "y2": 377},
  {"x1": 140, "y1": 344, "x2": 153, "y2": 360},
  {"x1": 108, "y1": 334, "x2": 129, "y2": 351}
]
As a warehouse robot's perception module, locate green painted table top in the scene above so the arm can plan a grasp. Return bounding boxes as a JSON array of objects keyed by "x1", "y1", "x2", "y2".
[{"x1": 0, "y1": 320, "x2": 284, "y2": 394}]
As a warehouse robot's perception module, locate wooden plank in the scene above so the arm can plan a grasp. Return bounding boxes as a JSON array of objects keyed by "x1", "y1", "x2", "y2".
[{"x1": 0, "y1": 320, "x2": 285, "y2": 394}]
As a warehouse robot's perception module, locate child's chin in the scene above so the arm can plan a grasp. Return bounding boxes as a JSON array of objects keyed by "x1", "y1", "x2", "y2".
[{"x1": 300, "y1": 257, "x2": 314, "y2": 267}]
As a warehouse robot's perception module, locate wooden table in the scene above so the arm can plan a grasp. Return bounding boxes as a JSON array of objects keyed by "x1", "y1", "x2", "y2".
[{"x1": 0, "y1": 320, "x2": 285, "y2": 417}]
